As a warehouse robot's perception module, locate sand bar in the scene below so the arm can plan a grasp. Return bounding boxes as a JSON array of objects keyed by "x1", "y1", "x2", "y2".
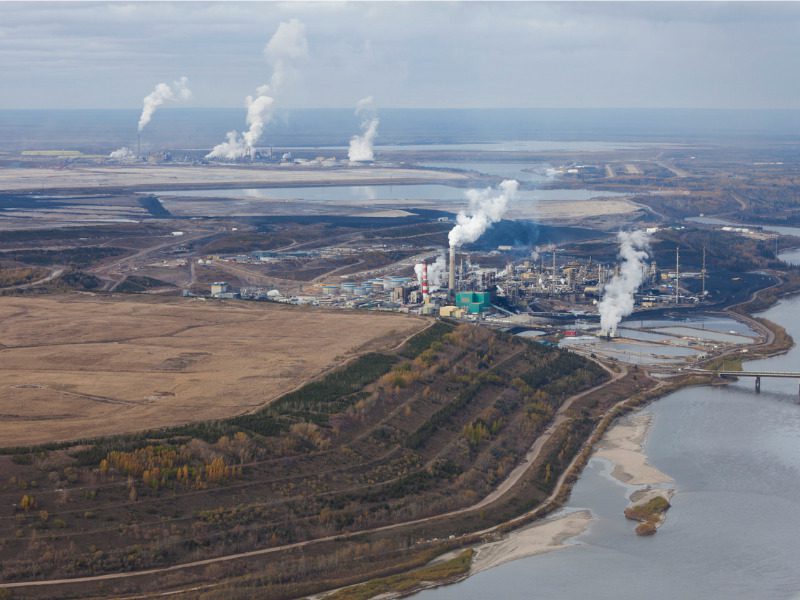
[{"x1": 470, "y1": 510, "x2": 592, "y2": 573}]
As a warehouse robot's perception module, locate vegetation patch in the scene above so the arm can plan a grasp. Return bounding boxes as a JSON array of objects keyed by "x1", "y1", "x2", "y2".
[
  {"x1": 325, "y1": 549, "x2": 473, "y2": 600},
  {"x1": 398, "y1": 321, "x2": 455, "y2": 358},
  {"x1": 624, "y1": 494, "x2": 670, "y2": 536},
  {"x1": 0, "y1": 265, "x2": 48, "y2": 287},
  {"x1": 115, "y1": 274, "x2": 174, "y2": 293},
  {"x1": 0, "y1": 246, "x2": 127, "y2": 268}
]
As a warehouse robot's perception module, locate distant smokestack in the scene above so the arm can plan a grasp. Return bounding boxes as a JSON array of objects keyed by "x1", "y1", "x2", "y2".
[
  {"x1": 422, "y1": 262, "x2": 430, "y2": 302},
  {"x1": 449, "y1": 246, "x2": 456, "y2": 292}
]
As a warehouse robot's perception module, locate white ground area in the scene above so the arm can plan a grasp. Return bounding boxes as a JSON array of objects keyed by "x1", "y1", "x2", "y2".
[{"x1": 0, "y1": 165, "x2": 466, "y2": 192}]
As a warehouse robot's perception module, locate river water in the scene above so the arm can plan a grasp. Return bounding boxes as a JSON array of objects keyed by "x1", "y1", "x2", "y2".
[{"x1": 416, "y1": 278, "x2": 800, "y2": 599}]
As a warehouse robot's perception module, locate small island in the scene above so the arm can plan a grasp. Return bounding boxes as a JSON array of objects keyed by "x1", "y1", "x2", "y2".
[{"x1": 624, "y1": 492, "x2": 672, "y2": 536}]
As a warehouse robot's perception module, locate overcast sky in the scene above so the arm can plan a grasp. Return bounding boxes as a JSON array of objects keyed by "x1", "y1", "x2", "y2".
[{"x1": 1, "y1": 1, "x2": 799, "y2": 110}]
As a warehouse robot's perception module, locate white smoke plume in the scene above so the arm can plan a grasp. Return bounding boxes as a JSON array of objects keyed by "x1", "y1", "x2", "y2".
[
  {"x1": 348, "y1": 96, "x2": 379, "y2": 162},
  {"x1": 264, "y1": 18, "x2": 309, "y2": 92},
  {"x1": 138, "y1": 76, "x2": 192, "y2": 132},
  {"x1": 109, "y1": 147, "x2": 135, "y2": 161},
  {"x1": 207, "y1": 20, "x2": 308, "y2": 161},
  {"x1": 206, "y1": 86, "x2": 275, "y2": 160},
  {"x1": 531, "y1": 243, "x2": 555, "y2": 262},
  {"x1": 448, "y1": 180, "x2": 519, "y2": 248},
  {"x1": 598, "y1": 230, "x2": 651, "y2": 336},
  {"x1": 414, "y1": 254, "x2": 447, "y2": 291}
]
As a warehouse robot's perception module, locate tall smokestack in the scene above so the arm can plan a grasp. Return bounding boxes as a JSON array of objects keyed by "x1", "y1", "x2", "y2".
[
  {"x1": 422, "y1": 262, "x2": 430, "y2": 303},
  {"x1": 449, "y1": 246, "x2": 456, "y2": 293}
]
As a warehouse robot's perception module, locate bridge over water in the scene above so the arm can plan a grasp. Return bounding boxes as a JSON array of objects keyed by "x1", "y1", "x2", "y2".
[{"x1": 691, "y1": 369, "x2": 800, "y2": 395}]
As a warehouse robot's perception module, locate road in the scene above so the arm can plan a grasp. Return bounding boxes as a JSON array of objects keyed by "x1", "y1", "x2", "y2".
[
  {"x1": 0, "y1": 357, "x2": 626, "y2": 593},
  {"x1": 3, "y1": 267, "x2": 64, "y2": 290},
  {"x1": 90, "y1": 227, "x2": 223, "y2": 290}
]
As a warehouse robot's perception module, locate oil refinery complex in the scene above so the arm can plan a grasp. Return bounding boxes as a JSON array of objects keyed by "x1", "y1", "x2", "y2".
[{"x1": 206, "y1": 239, "x2": 707, "y2": 328}]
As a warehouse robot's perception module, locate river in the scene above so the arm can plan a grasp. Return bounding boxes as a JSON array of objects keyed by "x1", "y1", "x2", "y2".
[{"x1": 416, "y1": 268, "x2": 800, "y2": 599}]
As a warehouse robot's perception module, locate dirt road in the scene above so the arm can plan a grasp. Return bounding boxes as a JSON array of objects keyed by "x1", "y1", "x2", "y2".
[{"x1": 0, "y1": 358, "x2": 625, "y2": 592}]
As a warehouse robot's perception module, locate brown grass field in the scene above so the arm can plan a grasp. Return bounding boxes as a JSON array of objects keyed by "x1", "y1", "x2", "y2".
[{"x1": 0, "y1": 294, "x2": 426, "y2": 446}]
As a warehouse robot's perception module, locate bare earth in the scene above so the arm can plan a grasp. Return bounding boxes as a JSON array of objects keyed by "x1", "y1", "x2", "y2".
[{"x1": 0, "y1": 294, "x2": 426, "y2": 446}]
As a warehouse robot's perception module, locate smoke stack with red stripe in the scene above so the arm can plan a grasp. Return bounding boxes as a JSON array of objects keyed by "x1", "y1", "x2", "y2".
[{"x1": 421, "y1": 261, "x2": 430, "y2": 303}]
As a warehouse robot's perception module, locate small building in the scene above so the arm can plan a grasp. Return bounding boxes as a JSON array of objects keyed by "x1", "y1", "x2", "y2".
[
  {"x1": 439, "y1": 305, "x2": 465, "y2": 319},
  {"x1": 210, "y1": 281, "x2": 229, "y2": 296},
  {"x1": 455, "y1": 291, "x2": 491, "y2": 314},
  {"x1": 391, "y1": 286, "x2": 410, "y2": 304},
  {"x1": 421, "y1": 304, "x2": 438, "y2": 316}
]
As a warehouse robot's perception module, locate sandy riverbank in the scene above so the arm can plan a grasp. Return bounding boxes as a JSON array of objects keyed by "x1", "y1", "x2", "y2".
[
  {"x1": 595, "y1": 411, "x2": 675, "y2": 534},
  {"x1": 594, "y1": 412, "x2": 673, "y2": 486},
  {"x1": 467, "y1": 412, "x2": 673, "y2": 574},
  {"x1": 470, "y1": 510, "x2": 592, "y2": 574}
]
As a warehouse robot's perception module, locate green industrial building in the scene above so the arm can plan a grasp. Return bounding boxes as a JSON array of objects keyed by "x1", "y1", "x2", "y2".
[{"x1": 455, "y1": 291, "x2": 491, "y2": 314}]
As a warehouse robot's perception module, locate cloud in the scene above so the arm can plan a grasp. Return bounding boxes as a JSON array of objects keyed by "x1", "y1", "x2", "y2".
[{"x1": 1, "y1": 2, "x2": 800, "y2": 109}]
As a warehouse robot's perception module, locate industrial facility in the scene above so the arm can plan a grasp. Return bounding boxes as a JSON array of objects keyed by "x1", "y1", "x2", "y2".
[{"x1": 202, "y1": 236, "x2": 708, "y2": 329}]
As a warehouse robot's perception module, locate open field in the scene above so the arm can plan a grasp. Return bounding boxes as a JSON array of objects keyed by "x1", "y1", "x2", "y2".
[
  {"x1": 0, "y1": 294, "x2": 426, "y2": 445},
  {"x1": 0, "y1": 165, "x2": 466, "y2": 193}
]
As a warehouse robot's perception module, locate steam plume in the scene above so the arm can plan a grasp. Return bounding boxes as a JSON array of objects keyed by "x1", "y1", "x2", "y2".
[
  {"x1": 109, "y1": 147, "x2": 135, "y2": 161},
  {"x1": 414, "y1": 254, "x2": 447, "y2": 290},
  {"x1": 531, "y1": 243, "x2": 555, "y2": 262},
  {"x1": 598, "y1": 230, "x2": 651, "y2": 336},
  {"x1": 206, "y1": 86, "x2": 275, "y2": 160},
  {"x1": 448, "y1": 180, "x2": 519, "y2": 248},
  {"x1": 348, "y1": 96, "x2": 379, "y2": 162},
  {"x1": 138, "y1": 76, "x2": 192, "y2": 132},
  {"x1": 207, "y1": 20, "x2": 307, "y2": 161},
  {"x1": 264, "y1": 18, "x2": 308, "y2": 92}
]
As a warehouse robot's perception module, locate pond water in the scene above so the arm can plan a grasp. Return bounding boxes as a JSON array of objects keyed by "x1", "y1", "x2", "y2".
[{"x1": 154, "y1": 184, "x2": 626, "y2": 203}]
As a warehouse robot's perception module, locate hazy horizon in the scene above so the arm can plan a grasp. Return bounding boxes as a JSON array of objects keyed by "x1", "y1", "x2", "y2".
[{"x1": 1, "y1": 2, "x2": 799, "y2": 111}]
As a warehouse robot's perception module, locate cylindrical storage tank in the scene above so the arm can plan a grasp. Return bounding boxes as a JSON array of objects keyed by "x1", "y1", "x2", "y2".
[
  {"x1": 386, "y1": 277, "x2": 404, "y2": 288},
  {"x1": 321, "y1": 284, "x2": 339, "y2": 295}
]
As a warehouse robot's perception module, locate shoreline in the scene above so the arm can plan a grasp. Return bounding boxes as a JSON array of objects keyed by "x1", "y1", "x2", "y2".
[
  {"x1": 390, "y1": 284, "x2": 799, "y2": 597},
  {"x1": 469, "y1": 510, "x2": 592, "y2": 574},
  {"x1": 461, "y1": 410, "x2": 674, "y2": 577},
  {"x1": 4, "y1": 279, "x2": 796, "y2": 598}
]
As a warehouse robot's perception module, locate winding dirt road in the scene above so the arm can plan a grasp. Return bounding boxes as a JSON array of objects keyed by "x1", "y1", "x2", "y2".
[{"x1": 0, "y1": 359, "x2": 626, "y2": 593}]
